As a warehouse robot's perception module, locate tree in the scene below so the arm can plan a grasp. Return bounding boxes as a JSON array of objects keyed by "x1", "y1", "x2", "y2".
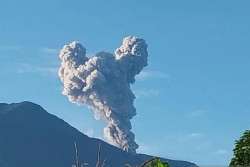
[
  {"x1": 125, "y1": 157, "x2": 169, "y2": 167},
  {"x1": 229, "y1": 130, "x2": 250, "y2": 166},
  {"x1": 140, "y1": 157, "x2": 169, "y2": 167}
]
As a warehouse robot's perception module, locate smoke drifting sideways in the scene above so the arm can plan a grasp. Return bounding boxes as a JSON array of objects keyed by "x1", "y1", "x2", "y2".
[{"x1": 58, "y1": 36, "x2": 148, "y2": 154}]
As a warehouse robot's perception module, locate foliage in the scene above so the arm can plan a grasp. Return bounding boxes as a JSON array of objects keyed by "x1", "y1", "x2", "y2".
[
  {"x1": 126, "y1": 157, "x2": 169, "y2": 167},
  {"x1": 229, "y1": 130, "x2": 250, "y2": 166},
  {"x1": 72, "y1": 142, "x2": 106, "y2": 167},
  {"x1": 95, "y1": 142, "x2": 107, "y2": 167},
  {"x1": 139, "y1": 157, "x2": 169, "y2": 167},
  {"x1": 72, "y1": 142, "x2": 168, "y2": 167},
  {"x1": 72, "y1": 142, "x2": 89, "y2": 167}
]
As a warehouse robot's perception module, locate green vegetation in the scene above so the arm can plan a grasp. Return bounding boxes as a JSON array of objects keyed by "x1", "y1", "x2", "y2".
[
  {"x1": 137, "y1": 157, "x2": 169, "y2": 167},
  {"x1": 72, "y1": 142, "x2": 106, "y2": 167},
  {"x1": 229, "y1": 130, "x2": 250, "y2": 166},
  {"x1": 72, "y1": 142, "x2": 89, "y2": 167},
  {"x1": 72, "y1": 142, "x2": 169, "y2": 167}
]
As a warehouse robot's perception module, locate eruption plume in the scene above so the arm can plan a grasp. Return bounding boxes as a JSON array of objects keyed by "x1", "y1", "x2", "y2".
[{"x1": 58, "y1": 36, "x2": 148, "y2": 154}]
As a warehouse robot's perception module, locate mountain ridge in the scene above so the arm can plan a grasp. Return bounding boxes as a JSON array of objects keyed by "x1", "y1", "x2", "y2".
[{"x1": 0, "y1": 101, "x2": 197, "y2": 167}]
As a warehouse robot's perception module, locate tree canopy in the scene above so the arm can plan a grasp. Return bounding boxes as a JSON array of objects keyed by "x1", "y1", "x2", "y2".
[{"x1": 229, "y1": 130, "x2": 250, "y2": 166}]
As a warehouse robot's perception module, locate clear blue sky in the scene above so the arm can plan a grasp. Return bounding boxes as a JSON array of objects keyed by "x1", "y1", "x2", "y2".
[{"x1": 1, "y1": 0, "x2": 250, "y2": 165}]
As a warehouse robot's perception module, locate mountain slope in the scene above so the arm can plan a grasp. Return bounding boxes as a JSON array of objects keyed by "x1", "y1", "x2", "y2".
[{"x1": 0, "y1": 101, "x2": 197, "y2": 167}]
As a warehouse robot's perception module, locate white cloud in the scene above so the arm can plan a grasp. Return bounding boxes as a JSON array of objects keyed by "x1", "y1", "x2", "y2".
[
  {"x1": 41, "y1": 47, "x2": 59, "y2": 54},
  {"x1": 133, "y1": 89, "x2": 159, "y2": 99},
  {"x1": 0, "y1": 45, "x2": 22, "y2": 50},
  {"x1": 216, "y1": 150, "x2": 228, "y2": 155},
  {"x1": 189, "y1": 133, "x2": 203, "y2": 138},
  {"x1": 38, "y1": 67, "x2": 58, "y2": 74},
  {"x1": 190, "y1": 110, "x2": 204, "y2": 117},
  {"x1": 173, "y1": 132, "x2": 204, "y2": 143},
  {"x1": 135, "y1": 70, "x2": 168, "y2": 81},
  {"x1": 136, "y1": 142, "x2": 160, "y2": 156},
  {"x1": 85, "y1": 128, "x2": 94, "y2": 137},
  {"x1": 137, "y1": 144, "x2": 149, "y2": 152},
  {"x1": 17, "y1": 63, "x2": 58, "y2": 75}
]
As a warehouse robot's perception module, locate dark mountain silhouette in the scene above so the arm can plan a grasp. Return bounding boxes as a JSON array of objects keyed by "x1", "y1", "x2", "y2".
[{"x1": 0, "y1": 101, "x2": 197, "y2": 167}]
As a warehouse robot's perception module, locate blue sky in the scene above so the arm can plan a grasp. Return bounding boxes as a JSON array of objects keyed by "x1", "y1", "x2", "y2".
[{"x1": 1, "y1": 0, "x2": 250, "y2": 165}]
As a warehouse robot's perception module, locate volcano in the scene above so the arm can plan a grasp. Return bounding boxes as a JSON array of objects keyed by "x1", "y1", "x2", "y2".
[{"x1": 0, "y1": 101, "x2": 197, "y2": 167}]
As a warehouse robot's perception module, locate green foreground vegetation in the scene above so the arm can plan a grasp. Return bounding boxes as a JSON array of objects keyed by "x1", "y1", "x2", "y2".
[
  {"x1": 72, "y1": 129, "x2": 250, "y2": 167},
  {"x1": 229, "y1": 130, "x2": 250, "y2": 166},
  {"x1": 72, "y1": 142, "x2": 169, "y2": 167}
]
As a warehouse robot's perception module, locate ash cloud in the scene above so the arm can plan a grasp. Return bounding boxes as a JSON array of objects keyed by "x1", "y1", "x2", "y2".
[{"x1": 58, "y1": 36, "x2": 148, "y2": 154}]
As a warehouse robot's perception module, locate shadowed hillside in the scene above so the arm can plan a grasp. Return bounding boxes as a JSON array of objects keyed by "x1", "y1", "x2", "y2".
[{"x1": 0, "y1": 101, "x2": 197, "y2": 167}]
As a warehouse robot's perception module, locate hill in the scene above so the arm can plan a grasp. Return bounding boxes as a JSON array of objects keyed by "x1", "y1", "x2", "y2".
[{"x1": 0, "y1": 101, "x2": 197, "y2": 167}]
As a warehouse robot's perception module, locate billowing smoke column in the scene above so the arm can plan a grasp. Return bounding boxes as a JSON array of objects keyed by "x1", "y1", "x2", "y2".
[{"x1": 58, "y1": 36, "x2": 148, "y2": 154}]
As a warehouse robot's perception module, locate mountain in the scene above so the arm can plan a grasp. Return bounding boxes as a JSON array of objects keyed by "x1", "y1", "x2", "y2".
[{"x1": 0, "y1": 101, "x2": 197, "y2": 167}]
